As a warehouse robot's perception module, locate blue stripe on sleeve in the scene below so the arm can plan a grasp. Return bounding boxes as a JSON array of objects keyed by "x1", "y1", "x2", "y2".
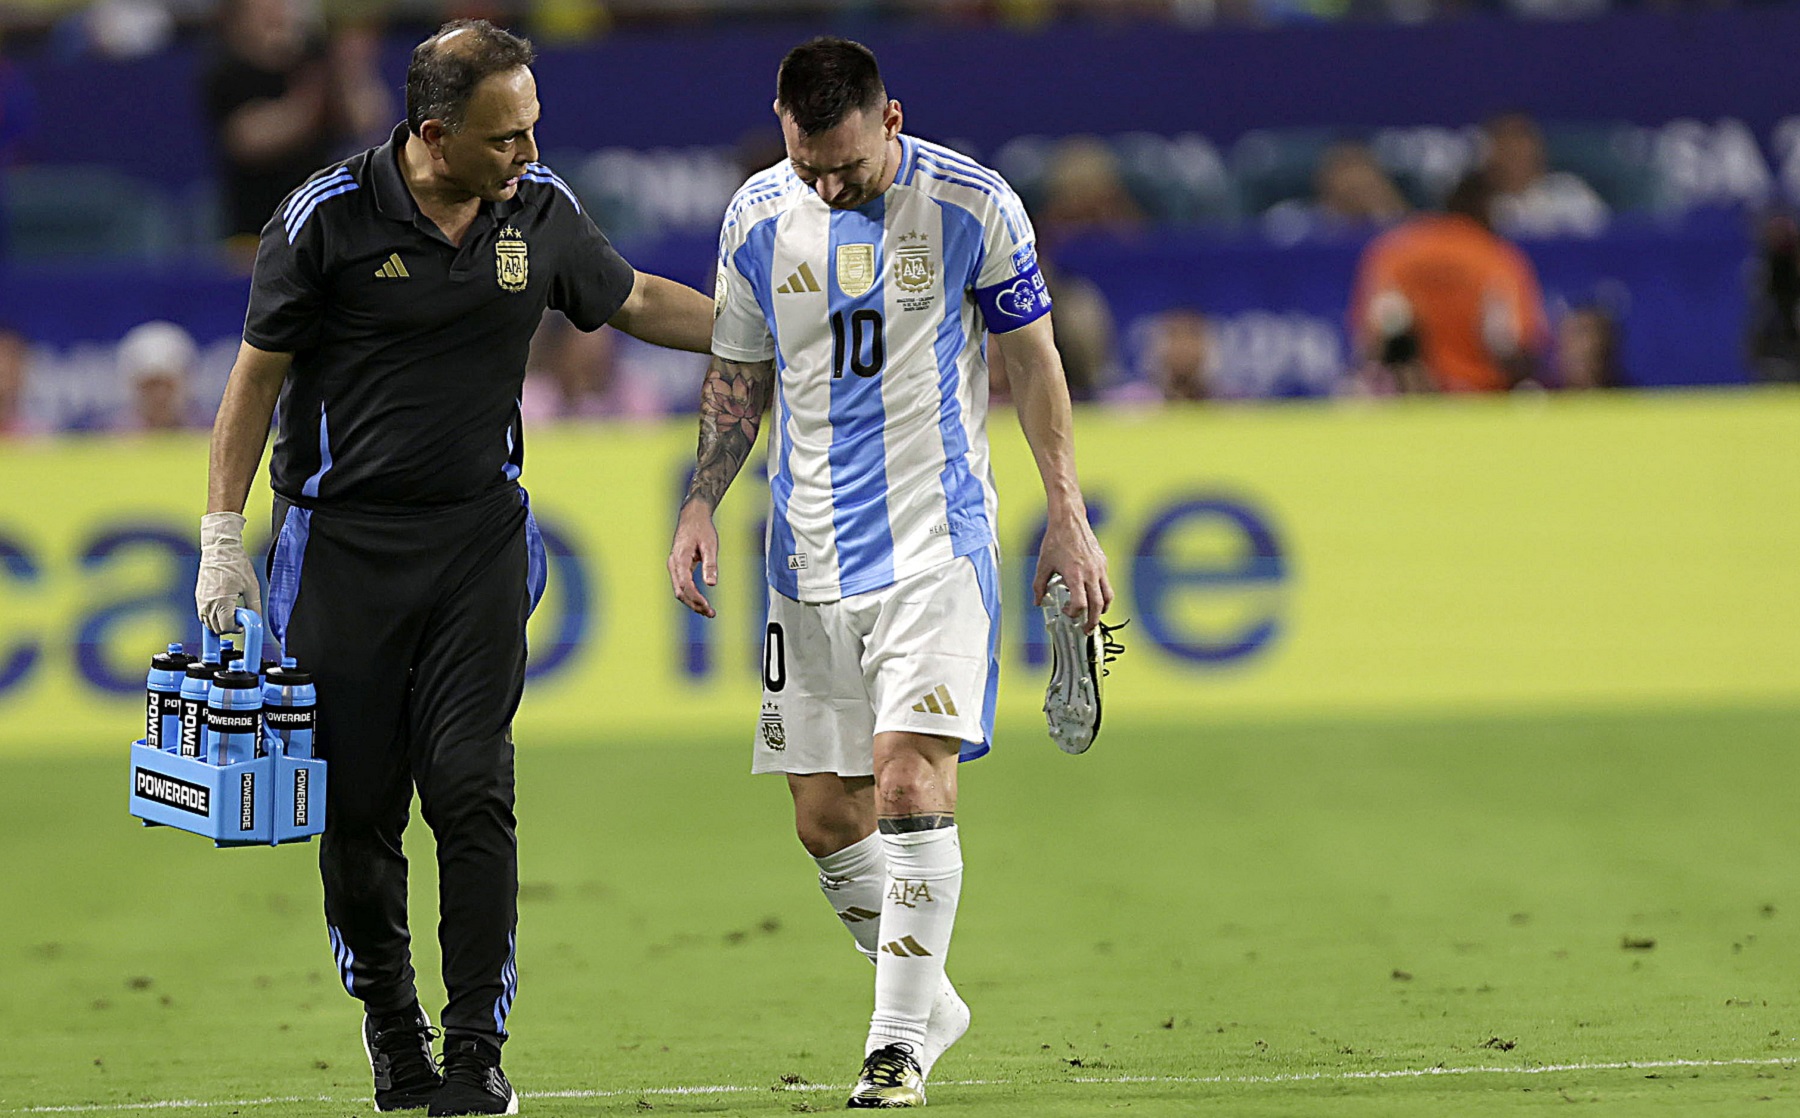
[
  {"x1": 285, "y1": 180, "x2": 359, "y2": 243},
  {"x1": 523, "y1": 163, "x2": 581, "y2": 212},
  {"x1": 281, "y1": 170, "x2": 350, "y2": 222}
]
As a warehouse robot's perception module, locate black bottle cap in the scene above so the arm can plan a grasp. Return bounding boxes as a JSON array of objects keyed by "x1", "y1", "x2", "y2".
[
  {"x1": 212, "y1": 668, "x2": 261, "y2": 691},
  {"x1": 185, "y1": 661, "x2": 219, "y2": 681},
  {"x1": 152, "y1": 648, "x2": 195, "y2": 672},
  {"x1": 264, "y1": 665, "x2": 314, "y2": 687}
]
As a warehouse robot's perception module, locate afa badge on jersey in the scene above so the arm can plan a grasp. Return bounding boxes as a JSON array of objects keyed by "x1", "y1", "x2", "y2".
[
  {"x1": 496, "y1": 227, "x2": 529, "y2": 293},
  {"x1": 837, "y1": 243, "x2": 876, "y2": 297},
  {"x1": 894, "y1": 231, "x2": 934, "y2": 294}
]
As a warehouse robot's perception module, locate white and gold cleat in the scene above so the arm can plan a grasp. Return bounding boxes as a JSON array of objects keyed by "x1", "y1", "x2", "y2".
[
  {"x1": 1041, "y1": 575, "x2": 1127, "y2": 754},
  {"x1": 846, "y1": 1043, "x2": 927, "y2": 1108}
]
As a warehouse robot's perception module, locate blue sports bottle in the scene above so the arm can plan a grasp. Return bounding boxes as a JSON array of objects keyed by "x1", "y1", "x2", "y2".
[
  {"x1": 206, "y1": 614, "x2": 265, "y2": 766},
  {"x1": 144, "y1": 644, "x2": 193, "y2": 751},
  {"x1": 178, "y1": 659, "x2": 218, "y2": 759},
  {"x1": 262, "y1": 659, "x2": 316, "y2": 758}
]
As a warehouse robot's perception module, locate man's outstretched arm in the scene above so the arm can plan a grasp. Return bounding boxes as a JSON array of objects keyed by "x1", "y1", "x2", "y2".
[{"x1": 667, "y1": 355, "x2": 778, "y2": 618}]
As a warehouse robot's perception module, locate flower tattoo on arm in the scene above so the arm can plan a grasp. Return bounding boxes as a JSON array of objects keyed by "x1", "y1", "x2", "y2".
[{"x1": 685, "y1": 356, "x2": 776, "y2": 511}]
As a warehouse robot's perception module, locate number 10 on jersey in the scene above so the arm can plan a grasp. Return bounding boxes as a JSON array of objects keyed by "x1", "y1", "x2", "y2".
[{"x1": 831, "y1": 310, "x2": 886, "y2": 379}]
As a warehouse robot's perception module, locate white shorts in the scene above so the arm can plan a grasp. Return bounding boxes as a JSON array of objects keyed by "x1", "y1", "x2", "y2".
[{"x1": 752, "y1": 549, "x2": 1000, "y2": 776}]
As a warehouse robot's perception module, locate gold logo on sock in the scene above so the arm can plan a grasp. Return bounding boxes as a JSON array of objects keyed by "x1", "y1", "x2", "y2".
[
  {"x1": 887, "y1": 879, "x2": 934, "y2": 908},
  {"x1": 879, "y1": 935, "x2": 933, "y2": 957}
]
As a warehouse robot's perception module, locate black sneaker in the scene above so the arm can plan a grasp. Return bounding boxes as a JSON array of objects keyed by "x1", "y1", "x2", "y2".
[
  {"x1": 429, "y1": 1036, "x2": 518, "y2": 1116},
  {"x1": 362, "y1": 1005, "x2": 442, "y2": 1112}
]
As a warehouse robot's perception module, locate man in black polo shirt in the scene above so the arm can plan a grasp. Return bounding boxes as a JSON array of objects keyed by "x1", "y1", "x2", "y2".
[{"x1": 194, "y1": 20, "x2": 713, "y2": 1116}]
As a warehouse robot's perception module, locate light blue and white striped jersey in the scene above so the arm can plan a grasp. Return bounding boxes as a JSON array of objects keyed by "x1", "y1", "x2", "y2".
[{"x1": 712, "y1": 135, "x2": 1052, "y2": 603}]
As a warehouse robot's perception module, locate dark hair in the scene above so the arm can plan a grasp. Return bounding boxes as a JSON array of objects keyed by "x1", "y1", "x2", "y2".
[
  {"x1": 1444, "y1": 171, "x2": 1495, "y2": 228},
  {"x1": 776, "y1": 37, "x2": 886, "y2": 136},
  {"x1": 406, "y1": 20, "x2": 536, "y2": 135}
]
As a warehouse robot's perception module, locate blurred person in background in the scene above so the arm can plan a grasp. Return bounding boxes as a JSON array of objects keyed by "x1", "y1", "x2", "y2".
[
  {"x1": 1482, "y1": 112, "x2": 1608, "y2": 239},
  {"x1": 1264, "y1": 140, "x2": 1411, "y2": 242},
  {"x1": 1103, "y1": 308, "x2": 1216, "y2": 404},
  {"x1": 1348, "y1": 172, "x2": 1549, "y2": 393},
  {"x1": 1144, "y1": 307, "x2": 1214, "y2": 401},
  {"x1": 1314, "y1": 141, "x2": 1410, "y2": 227},
  {"x1": 1554, "y1": 302, "x2": 1625, "y2": 390},
  {"x1": 519, "y1": 311, "x2": 665, "y2": 421},
  {"x1": 117, "y1": 319, "x2": 201, "y2": 430},
  {"x1": 1036, "y1": 134, "x2": 1145, "y2": 241},
  {"x1": 0, "y1": 323, "x2": 44, "y2": 437},
  {"x1": 203, "y1": 0, "x2": 392, "y2": 249},
  {"x1": 1747, "y1": 210, "x2": 1800, "y2": 384}
]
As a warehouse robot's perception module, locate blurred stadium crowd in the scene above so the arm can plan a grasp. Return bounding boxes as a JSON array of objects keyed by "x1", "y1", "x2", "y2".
[{"x1": 1, "y1": 0, "x2": 1797, "y2": 436}]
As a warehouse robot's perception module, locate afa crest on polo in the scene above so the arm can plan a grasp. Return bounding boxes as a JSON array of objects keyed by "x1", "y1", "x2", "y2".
[{"x1": 496, "y1": 226, "x2": 530, "y2": 292}]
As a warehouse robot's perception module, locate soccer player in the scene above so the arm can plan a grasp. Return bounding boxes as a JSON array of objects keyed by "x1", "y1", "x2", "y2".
[
  {"x1": 195, "y1": 21, "x2": 714, "y2": 1116},
  {"x1": 667, "y1": 37, "x2": 1112, "y2": 1109}
]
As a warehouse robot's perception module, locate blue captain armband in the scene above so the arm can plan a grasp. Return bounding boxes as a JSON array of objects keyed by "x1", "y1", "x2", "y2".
[{"x1": 974, "y1": 261, "x2": 1053, "y2": 333}]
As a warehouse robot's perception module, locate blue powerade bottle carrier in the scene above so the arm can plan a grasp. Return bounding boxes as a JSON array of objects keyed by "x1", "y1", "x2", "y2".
[{"x1": 128, "y1": 609, "x2": 327, "y2": 847}]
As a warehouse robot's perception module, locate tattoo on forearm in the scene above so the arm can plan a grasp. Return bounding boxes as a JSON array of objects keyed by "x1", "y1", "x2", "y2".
[
  {"x1": 878, "y1": 813, "x2": 956, "y2": 834},
  {"x1": 685, "y1": 357, "x2": 775, "y2": 510}
]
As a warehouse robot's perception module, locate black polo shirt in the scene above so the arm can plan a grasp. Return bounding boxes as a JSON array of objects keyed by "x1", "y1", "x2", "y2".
[{"x1": 245, "y1": 123, "x2": 636, "y2": 508}]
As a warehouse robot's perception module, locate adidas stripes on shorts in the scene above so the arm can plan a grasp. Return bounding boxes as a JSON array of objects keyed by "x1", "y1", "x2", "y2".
[{"x1": 752, "y1": 549, "x2": 1000, "y2": 775}]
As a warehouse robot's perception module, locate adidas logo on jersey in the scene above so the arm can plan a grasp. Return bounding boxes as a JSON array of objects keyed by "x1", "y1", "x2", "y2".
[
  {"x1": 374, "y1": 253, "x2": 410, "y2": 279},
  {"x1": 837, "y1": 906, "x2": 881, "y2": 924},
  {"x1": 910, "y1": 684, "x2": 959, "y2": 717},
  {"x1": 775, "y1": 262, "x2": 822, "y2": 294},
  {"x1": 880, "y1": 935, "x2": 934, "y2": 957}
]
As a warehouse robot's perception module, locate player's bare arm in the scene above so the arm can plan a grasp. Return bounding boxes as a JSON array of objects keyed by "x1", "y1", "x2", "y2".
[
  {"x1": 992, "y1": 313, "x2": 1113, "y2": 631},
  {"x1": 607, "y1": 269, "x2": 716, "y2": 353},
  {"x1": 668, "y1": 355, "x2": 777, "y2": 617}
]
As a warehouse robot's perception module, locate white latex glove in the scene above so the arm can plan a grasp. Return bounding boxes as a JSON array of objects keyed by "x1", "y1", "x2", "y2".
[{"x1": 196, "y1": 511, "x2": 262, "y2": 635}]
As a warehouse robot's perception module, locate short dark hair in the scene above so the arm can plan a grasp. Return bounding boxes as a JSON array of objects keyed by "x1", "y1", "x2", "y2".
[
  {"x1": 776, "y1": 37, "x2": 886, "y2": 136},
  {"x1": 1445, "y1": 171, "x2": 1495, "y2": 228},
  {"x1": 406, "y1": 19, "x2": 536, "y2": 135}
]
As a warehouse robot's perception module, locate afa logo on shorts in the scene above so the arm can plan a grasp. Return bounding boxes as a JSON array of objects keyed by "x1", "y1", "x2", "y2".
[{"x1": 759, "y1": 702, "x2": 786, "y2": 750}]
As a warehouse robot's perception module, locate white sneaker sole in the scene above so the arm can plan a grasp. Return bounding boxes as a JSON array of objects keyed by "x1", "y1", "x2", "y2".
[{"x1": 1041, "y1": 576, "x2": 1101, "y2": 754}]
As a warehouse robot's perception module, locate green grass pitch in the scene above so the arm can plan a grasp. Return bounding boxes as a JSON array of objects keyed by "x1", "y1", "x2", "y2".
[{"x1": 3, "y1": 706, "x2": 1796, "y2": 1115}]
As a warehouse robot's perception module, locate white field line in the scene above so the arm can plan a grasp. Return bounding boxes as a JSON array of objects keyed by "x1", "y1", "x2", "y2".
[{"x1": 10, "y1": 1057, "x2": 1793, "y2": 1113}]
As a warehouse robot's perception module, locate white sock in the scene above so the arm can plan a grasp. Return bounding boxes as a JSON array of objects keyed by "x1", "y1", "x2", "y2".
[
  {"x1": 814, "y1": 831, "x2": 884, "y2": 964},
  {"x1": 867, "y1": 825, "x2": 962, "y2": 1055}
]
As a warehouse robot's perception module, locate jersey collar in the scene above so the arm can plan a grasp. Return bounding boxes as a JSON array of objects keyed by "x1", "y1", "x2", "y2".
[{"x1": 370, "y1": 123, "x2": 417, "y2": 223}]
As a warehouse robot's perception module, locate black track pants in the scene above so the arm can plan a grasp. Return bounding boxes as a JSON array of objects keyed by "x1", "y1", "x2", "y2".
[{"x1": 267, "y1": 485, "x2": 539, "y2": 1044}]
